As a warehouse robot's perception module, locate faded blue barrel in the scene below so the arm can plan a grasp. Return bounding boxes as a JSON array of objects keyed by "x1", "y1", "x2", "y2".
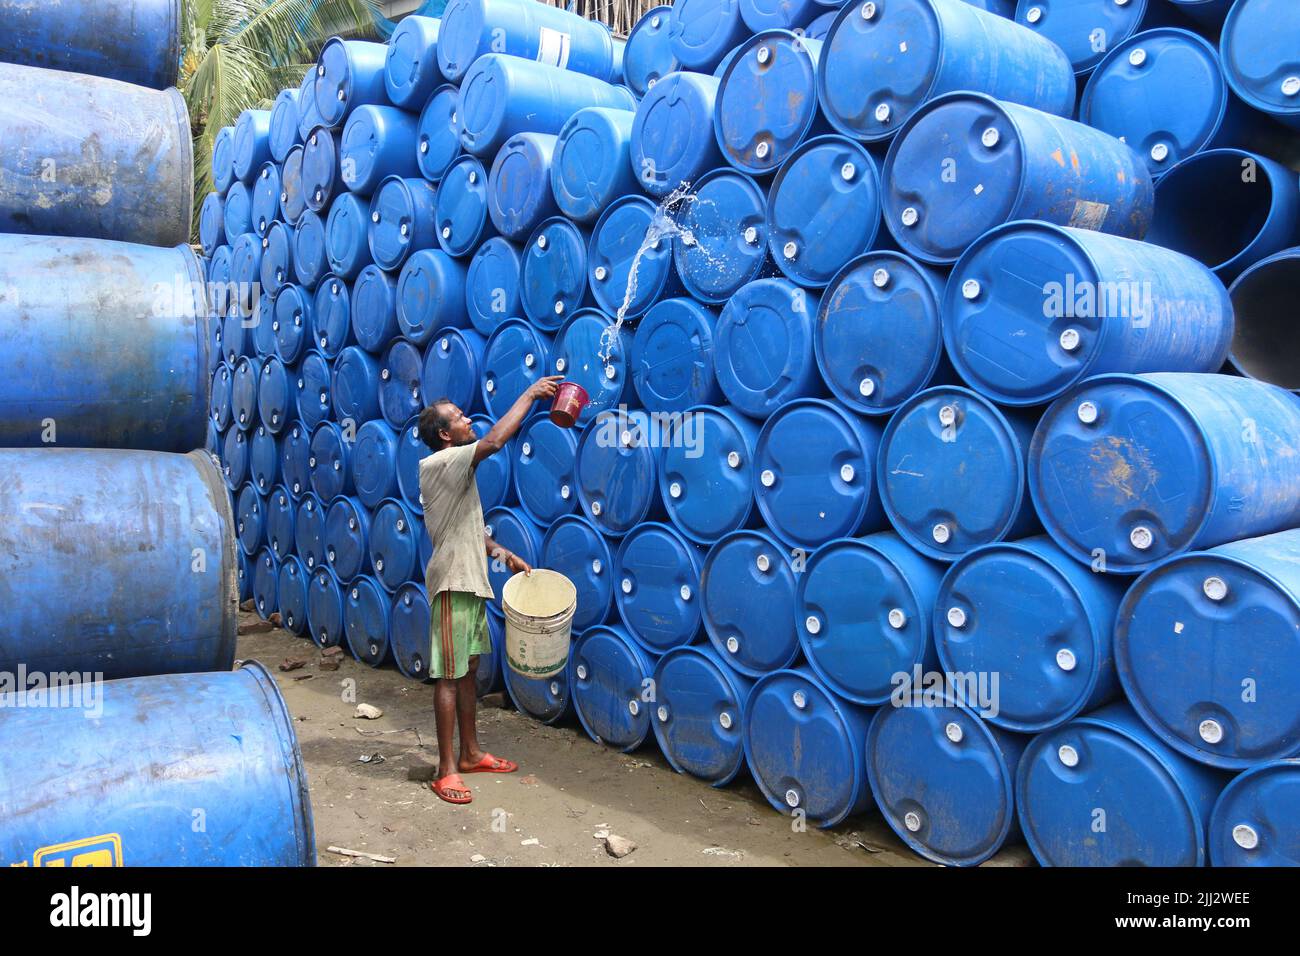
[
  {"x1": 278, "y1": 555, "x2": 309, "y2": 635},
  {"x1": 352, "y1": 265, "x2": 399, "y2": 355},
  {"x1": 257, "y1": 355, "x2": 294, "y2": 434},
  {"x1": 588, "y1": 195, "x2": 685, "y2": 318},
  {"x1": 222, "y1": 427, "x2": 249, "y2": 490},
  {"x1": 503, "y1": 647, "x2": 573, "y2": 722},
  {"x1": 231, "y1": 356, "x2": 260, "y2": 432},
  {"x1": 1148, "y1": 150, "x2": 1300, "y2": 285},
  {"x1": 251, "y1": 547, "x2": 279, "y2": 619},
  {"x1": 670, "y1": 0, "x2": 750, "y2": 71},
  {"x1": 542, "y1": 514, "x2": 615, "y2": 631},
  {"x1": 211, "y1": 364, "x2": 233, "y2": 431},
  {"x1": 1220, "y1": 0, "x2": 1300, "y2": 130},
  {"x1": 796, "y1": 532, "x2": 944, "y2": 704},
  {"x1": 371, "y1": 499, "x2": 421, "y2": 592},
  {"x1": 1016, "y1": 702, "x2": 1229, "y2": 866},
  {"x1": 521, "y1": 218, "x2": 592, "y2": 330},
  {"x1": 550, "y1": 309, "x2": 632, "y2": 424},
  {"x1": 632, "y1": 71, "x2": 725, "y2": 196},
  {"x1": 209, "y1": 245, "x2": 235, "y2": 325},
  {"x1": 224, "y1": 181, "x2": 254, "y2": 240},
  {"x1": 551, "y1": 107, "x2": 639, "y2": 224},
  {"x1": 344, "y1": 576, "x2": 391, "y2": 667},
  {"x1": 422, "y1": 327, "x2": 487, "y2": 415},
  {"x1": 804, "y1": 9, "x2": 836, "y2": 39},
  {"x1": 297, "y1": 68, "x2": 325, "y2": 140},
  {"x1": 878, "y1": 387, "x2": 1039, "y2": 559},
  {"x1": 714, "y1": 278, "x2": 821, "y2": 418},
  {"x1": 1030, "y1": 373, "x2": 1300, "y2": 573},
  {"x1": 883, "y1": 93, "x2": 1154, "y2": 264},
  {"x1": 397, "y1": 416, "x2": 430, "y2": 510},
  {"x1": 391, "y1": 583, "x2": 432, "y2": 679},
  {"x1": 513, "y1": 412, "x2": 579, "y2": 526},
  {"x1": 0, "y1": 63, "x2": 191, "y2": 246},
  {"x1": 341, "y1": 106, "x2": 420, "y2": 197},
  {"x1": 615, "y1": 521, "x2": 707, "y2": 654},
  {"x1": 483, "y1": 506, "x2": 546, "y2": 612},
  {"x1": 200, "y1": 193, "x2": 225, "y2": 255},
  {"x1": 755, "y1": 398, "x2": 885, "y2": 548},
  {"x1": 626, "y1": 5, "x2": 680, "y2": 97},
  {"x1": 937, "y1": 536, "x2": 1126, "y2": 731},
  {"x1": 213, "y1": 125, "x2": 237, "y2": 196},
  {"x1": 457, "y1": 54, "x2": 636, "y2": 158},
  {"x1": 0, "y1": 235, "x2": 207, "y2": 451},
  {"x1": 867, "y1": 699, "x2": 1026, "y2": 866},
  {"x1": 416, "y1": 84, "x2": 462, "y2": 183},
  {"x1": 472, "y1": 414, "x2": 517, "y2": 509},
  {"x1": 252, "y1": 293, "x2": 279, "y2": 358},
  {"x1": 325, "y1": 495, "x2": 372, "y2": 581},
  {"x1": 233, "y1": 109, "x2": 273, "y2": 185},
  {"x1": 0, "y1": 449, "x2": 236, "y2": 679},
  {"x1": 237, "y1": 483, "x2": 266, "y2": 556},
  {"x1": 1228, "y1": 247, "x2": 1300, "y2": 390},
  {"x1": 481, "y1": 319, "x2": 554, "y2": 417},
  {"x1": 701, "y1": 529, "x2": 798, "y2": 674},
  {"x1": 294, "y1": 211, "x2": 329, "y2": 288},
  {"x1": 945, "y1": 222, "x2": 1233, "y2": 405},
  {"x1": 314, "y1": 39, "x2": 389, "y2": 129},
  {"x1": 398, "y1": 248, "x2": 468, "y2": 345},
  {"x1": 249, "y1": 425, "x2": 281, "y2": 492},
  {"x1": 296, "y1": 351, "x2": 333, "y2": 431},
  {"x1": 674, "y1": 168, "x2": 770, "y2": 305},
  {"x1": 438, "y1": 0, "x2": 620, "y2": 82},
  {"x1": 477, "y1": 613, "x2": 505, "y2": 696},
  {"x1": 1014, "y1": 0, "x2": 1171, "y2": 75},
  {"x1": 466, "y1": 237, "x2": 523, "y2": 336},
  {"x1": 1116, "y1": 529, "x2": 1300, "y2": 769},
  {"x1": 309, "y1": 420, "x2": 354, "y2": 500},
  {"x1": 819, "y1": 0, "x2": 1073, "y2": 144},
  {"x1": 436, "y1": 155, "x2": 497, "y2": 258},
  {"x1": 371, "y1": 175, "x2": 439, "y2": 272},
  {"x1": 0, "y1": 662, "x2": 313, "y2": 867},
  {"x1": 631, "y1": 297, "x2": 724, "y2": 412},
  {"x1": 301, "y1": 126, "x2": 342, "y2": 212},
  {"x1": 325, "y1": 193, "x2": 374, "y2": 280},
  {"x1": 280, "y1": 144, "x2": 307, "y2": 225},
  {"x1": 767, "y1": 135, "x2": 881, "y2": 287},
  {"x1": 262, "y1": 223, "x2": 297, "y2": 297},
  {"x1": 743, "y1": 667, "x2": 873, "y2": 826},
  {"x1": 379, "y1": 338, "x2": 424, "y2": 429},
  {"x1": 266, "y1": 485, "x2": 295, "y2": 561},
  {"x1": 270, "y1": 88, "x2": 302, "y2": 163},
  {"x1": 282, "y1": 423, "x2": 312, "y2": 496},
  {"x1": 307, "y1": 565, "x2": 346, "y2": 647},
  {"x1": 352, "y1": 419, "x2": 400, "y2": 509},
  {"x1": 1210, "y1": 759, "x2": 1300, "y2": 866},
  {"x1": 296, "y1": 493, "x2": 328, "y2": 571},
  {"x1": 385, "y1": 14, "x2": 444, "y2": 110},
  {"x1": 570, "y1": 625, "x2": 658, "y2": 750},
  {"x1": 741, "y1": 0, "x2": 842, "y2": 31},
  {"x1": 252, "y1": 163, "x2": 281, "y2": 237},
  {"x1": 715, "y1": 31, "x2": 826, "y2": 176},
  {"x1": 660, "y1": 405, "x2": 760, "y2": 543},
  {"x1": 653, "y1": 645, "x2": 753, "y2": 785},
  {"x1": 575, "y1": 409, "x2": 665, "y2": 536},
  {"x1": 273, "y1": 284, "x2": 313, "y2": 364},
  {"x1": 488, "y1": 133, "x2": 560, "y2": 242}
]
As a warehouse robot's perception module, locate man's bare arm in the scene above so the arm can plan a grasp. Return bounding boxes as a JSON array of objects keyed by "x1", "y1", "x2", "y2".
[{"x1": 472, "y1": 376, "x2": 564, "y2": 467}]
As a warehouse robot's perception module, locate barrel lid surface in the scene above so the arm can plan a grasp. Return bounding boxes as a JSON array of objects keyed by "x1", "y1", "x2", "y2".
[
  {"x1": 385, "y1": 14, "x2": 443, "y2": 108},
  {"x1": 397, "y1": 416, "x2": 431, "y2": 510},
  {"x1": 252, "y1": 546, "x2": 279, "y2": 617},
  {"x1": 309, "y1": 421, "x2": 353, "y2": 500},
  {"x1": 659, "y1": 405, "x2": 757, "y2": 543},
  {"x1": 1116, "y1": 548, "x2": 1300, "y2": 768},
  {"x1": 456, "y1": 54, "x2": 515, "y2": 154},
  {"x1": 344, "y1": 575, "x2": 390, "y2": 666},
  {"x1": 325, "y1": 194, "x2": 373, "y2": 279},
  {"x1": 307, "y1": 565, "x2": 346, "y2": 647},
  {"x1": 262, "y1": 222, "x2": 296, "y2": 297},
  {"x1": 632, "y1": 71, "x2": 723, "y2": 197},
  {"x1": 715, "y1": 31, "x2": 823, "y2": 175},
  {"x1": 421, "y1": 327, "x2": 484, "y2": 414},
  {"x1": 481, "y1": 320, "x2": 553, "y2": 418},
  {"x1": 252, "y1": 293, "x2": 279, "y2": 357},
  {"x1": 352, "y1": 420, "x2": 399, "y2": 509},
  {"x1": 379, "y1": 337, "x2": 425, "y2": 429},
  {"x1": 652, "y1": 645, "x2": 750, "y2": 784},
  {"x1": 1015, "y1": 0, "x2": 1152, "y2": 75},
  {"x1": 293, "y1": 210, "x2": 328, "y2": 287},
  {"x1": 615, "y1": 522, "x2": 704, "y2": 653},
  {"x1": 277, "y1": 555, "x2": 309, "y2": 634},
  {"x1": 482, "y1": 506, "x2": 545, "y2": 611},
  {"x1": 270, "y1": 285, "x2": 308, "y2": 365},
  {"x1": 521, "y1": 218, "x2": 591, "y2": 330},
  {"x1": 301, "y1": 126, "x2": 339, "y2": 211},
  {"x1": 311, "y1": 276, "x2": 352, "y2": 357},
  {"x1": 325, "y1": 495, "x2": 372, "y2": 580},
  {"x1": 417, "y1": 84, "x2": 462, "y2": 183},
  {"x1": 315, "y1": 38, "x2": 370, "y2": 128},
  {"x1": 488, "y1": 133, "x2": 559, "y2": 242},
  {"x1": 513, "y1": 413, "x2": 579, "y2": 526},
  {"x1": 551, "y1": 107, "x2": 638, "y2": 224},
  {"x1": 371, "y1": 176, "x2": 436, "y2": 271},
  {"x1": 541, "y1": 514, "x2": 615, "y2": 632},
  {"x1": 250, "y1": 425, "x2": 281, "y2": 491},
  {"x1": 575, "y1": 409, "x2": 660, "y2": 536},
  {"x1": 280, "y1": 145, "x2": 307, "y2": 224},
  {"x1": 471, "y1": 415, "x2": 514, "y2": 510},
  {"x1": 351, "y1": 265, "x2": 399, "y2": 353},
  {"x1": 503, "y1": 653, "x2": 572, "y2": 723},
  {"x1": 340, "y1": 105, "x2": 404, "y2": 196},
  {"x1": 211, "y1": 364, "x2": 234, "y2": 430},
  {"x1": 466, "y1": 237, "x2": 523, "y2": 337},
  {"x1": 236, "y1": 482, "x2": 266, "y2": 556},
  {"x1": 631, "y1": 297, "x2": 722, "y2": 413},
  {"x1": 256, "y1": 355, "x2": 293, "y2": 434},
  {"x1": 714, "y1": 278, "x2": 820, "y2": 418},
  {"x1": 297, "y1": 69, "x2": 324, "y2": 140},
  {"x1": 200, "y1": 192, "x2": 225, "y2": 254},
  {"x1": 252, "y1": 163, "x2": 281, "y2": 236},
  {"x1": 435, "y1": 0, "x2": 488, "y2": 80},
  {"x1": 625, "y1": 6, "x2": 680, "y2": 98},
  {"x1": 398, "y1": 248, "x2": 463, "y2": 344},
  {"x1": 670, "y1": 0, "x2": 750, "y2": 70},
  {"x1": 270, "y1": 88, "x2": 302, "y2": 162},
  {"x1": 281, "y1": 421, "x2": 314, "y2": 495},
  {"x1": 588, "y1": 196, "x2": 678, "y2": 318},
  {"x1": 233, "y1": 109, "x2": 272, "y2": 183},
  {"x1": 550, "y1": 310, "x2": 629, "y2": 424},
  {"x1": 231, "y1": 356, "x2": 260, "y2": 431},
  {"x1": 231, "y1": 232, "x2": 263, "y2": 305},
  {"x1": 391, "y1": 583, "x2": 432, "y2": 679},
  {"x1": 571, "y1": 626, "x2": 656, "y2": 750},
  {"x1": 268, "y1": 484, "x2": 297, "y2": 560},
  {"x1": 1220, "y1": 0, "x2": 1300, "y2": 123},
  {"x1": 1209, "y1": 759, "x2": 1300, "y2": 866},
  {"x1": 867, "y1": 700, "x2": 1020, "y2": 865},
  {"x1": 701, "y1": 529, "x2": 798, "y2": 674},
  {"x1": 740, "y1": 0, "x2": 828, "y2": 31},
  {"x1": 224, "y1": 181, "x2": 253, "y2": 239},
  {"x1": 436, "y1": 156, "x2": 493, "y2": 257},
  {"x1": 213, "y1": 125, "x2": 237, "y2": 194},
  {"x1": 222, "y1": 426, "x2": 249, "y2": 490},
  {"x1": 295, "y1": 492, "x2": 327, "y2": 570},
  {"x1": 674, "y1": 168, "x2": 769, "y2": 304}
]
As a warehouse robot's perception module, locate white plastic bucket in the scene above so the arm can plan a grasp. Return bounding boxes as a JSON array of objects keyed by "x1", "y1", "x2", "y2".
[{"x1": 501, "y1": 569, "x2": 578, "y2": 678}]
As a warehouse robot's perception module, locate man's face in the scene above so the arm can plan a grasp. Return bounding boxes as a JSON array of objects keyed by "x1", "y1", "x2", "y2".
[{"x1": 438, "y1": 404, "x2": 475, "y2": 447}]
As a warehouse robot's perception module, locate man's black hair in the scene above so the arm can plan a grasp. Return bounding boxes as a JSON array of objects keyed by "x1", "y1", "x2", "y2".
[{"x1": 417, "y1": 398, "x2": 456, "y2": 451}]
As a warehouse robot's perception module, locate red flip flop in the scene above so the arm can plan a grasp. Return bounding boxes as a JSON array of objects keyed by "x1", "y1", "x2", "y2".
[
  {"x1": 462, "y1": 753, "x2": 518, "y2": 774},
  {"x1": 431, "y1": 773, "x2": 473, "y2": 804}
]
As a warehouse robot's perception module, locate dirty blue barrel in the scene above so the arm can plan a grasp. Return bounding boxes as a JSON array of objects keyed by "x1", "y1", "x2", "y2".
[
  {"x1": 743, "y1": 667, "x2": 873, "y2": 826},
  {"x1": 396, "y1": 416, "x2": 430, "y2": 510},
  {"x1": 472, "y1": 415, "x2": 516, "y2": 509},
  {"x1": 653, "y1": 645, "x2": 753, "y2": 784},
  {"x1": 249, "y1": 425, "x2": 282, "y2": 492},
  {"x1": 715, "y1": 31, "x2": 825, "y2": 176},
  {"x1": 370, "y1": 499, "x2": 421, "y2": 592},
  {"x1": 390, "y1": 583, "x2": 431, "y2": 679},
  {"x1": 0, "y1": 662, "x2": 314, "y2": 867},
  {"x1": 631, "y1": 297, "x2": 724, "y2": 413},
  {"x1": 209, "y1": 245, "x2": 235, "y2": 322},
  {"x1": 278, "y1": 555, "x2": 309, "y2": 635},
  {"x1": 481, "y1": 320, "x2": 554, "y2": 417},
  {"x1": 294, "y1": 211, "x2": 328, "y2": 288},
  {"x1": 1148, "y1": 150, "x2": 1300, "y2": 285},
  {"x1": 344, "y1": 576, "x2": 391, "y2": 667},
  {"x1": 1221, "y1": 0, "x2": 1300, "y2": 129},
  {"x1": 301, "y1": 126, "x2": 342, "y2": 212},
  {"x1": 251, "y1": 547, "x2": 279, "y2": 619},
  {"x1": 615, "y1": 522, "x2": 707, "y2": 654},
  {"x1": 0, "y1": 64, "x2": 192, "y2": 246},
  {"x1": 660, "y1": 404, "x2": 760, "y2": 543},
  {"x1": 1228, "y1": 247, "x2": 1300, "y2": 390},
  {"x1": 483, "y1": 506, "x2": 546, "y2": 613},
  {"x1": 351, "y1": 265, "x2": 399, "y2": 354},
  {"x1": 222, "y1": 427, "x2": 249, "y2": 490},
  {"x1": 257, "y1": 355, "x2": 294, "y2": 434},
  {"x1": 322, "y1": 197, "x2": 370, "y2": 283},
  {"x1": 945, "y1": 222, "x2": 1233, "y2": 406},
  {"x1": 417, "y1": 84, "x2": 463, "y2": 183},
  {"x1": 436, "y1": 155, "x2": 497, "y2": 258},
  {"x1": 521, "y1": 218, "x2": 592, "y2": 330},
  {"x1": 804, "y1": 9, "x2": 837, "y2": 39},
  {"x1": 398, "y1": 249, "x2": 468, "y2": 346},
  {"x1": 670, "y1": 0, "x2": 749, "y2": 72},
  {"x1": 333, "y1": 345, "x2": 383, "y2": 428},
  {"x1": 632, "y1": 71, "x2": 725, "y2": 197},
  {"x1": 1014, "y1": 0, "x2": 1169, "y2": 75},
  {"x1": 224, "y1": 181, "x2": 254, "y2": 241},
  {"x1": 550, "y1": 310, "x2": 632, "y2": 423},
  {"x1": 0, "y1": 236, "x2": 208, "y2": 450},
  {"x1": 438, "y1": 0, "x2": 620, "y2": 82},
  {"x1": 883, "y1": 93, "x2": 1154, "y2": 264},
  {"x1": 307, "y1": 565, "x2": 346, "y2": 647},
  {"x1": 309, "y1": 420, "x2": 353, "y2": 500},
  {"x1": 250, "y1": 293, "x2": 275, "y2": 361},
  {"x1": 296, "y1": 352, "x2": 333, "y2": 431},
  {"x1": 796, "y1": 533, "x2": 944, "y2": 704},
  {"x1": 767, "y1": 135, "x2": 881, "y2": 287},
  {"x1": 1016, "y1": 702, "x2": 1229, "y2": 866},
  {"x1": 477, "y1": 613, "x2": 505, "y2": 696},
  {"x1": 878, "y1": 387, "x2": 1038, "y2": 559},
  {"x1": 252, "y1": 163, "x2": 281, "y2": 237},
  {"x1": 819, "y1": 0, "x2": 1074, "y2": 143},
  {"x1": 551, "y1": 107, "x2": 639, "y2": 225},
  {"x1": 237, "y1": 484, "x2": 266, "y2": 556},
  {"x1": 570, "y1": 625, "x2": 658, "y2": 751},
  {"x1": 262, "y1": 223, "x2": 297, "y2": 298},
  {"x1": 1210, "y1": 759, "x2": 1300, "y2": 866},
  {"x1": 266, "y1": 485, "x2": 296, "y2": 561},
  {"x1": 466, "y1": 237, "x2": 523, "y2": 336},
  {"x1": 295, "y1": 493, "x2": 328, "y2": 571},
  {"x1": 315, "y1": 39, "x2": 389, "y2": 129},
  {"x1": 575, "y1": 409, "x2": 664, "y2": 536},
  {"x1": 588, "y1": 195, "x2": 685, "y2": 319},
  {"x1": 371, "y1": 175, "x2": 439, "y2": 272},
  {"x1": 503, "y1": 645, "x2": 573, "y2": 723},
  {"x1": 231, "y1": 356, "x2": 260, "y2": 432},
  {"x1": 867, "y1": 699, "x2": 1026, "y2": 866},
  {"x1": 385, "y1": 14, "x2": 444, "y2": 109},
  {"x1": 937, "y1": 536, "x2": 1125, "y2": 732},
  {"x1": 1115, "y1": 529, "x2": 1300, "y2": 769},
  {"x1": 421, "y1": 327, "x2": 486, "y2": 416},
  {"x1": 0, "y1": 449, "x2": 236, "y2": 679},
  {"x1": 281, "y1": 144, "x2": 307, "y2": 225},
  {"x1": 342, "y1": 106, "x2": 421, "y2": 198},
  {"x1": 755, "y1": 398, "x2": 885, "y2": 548},
  {"x1": 625, "y1": 5, "x2": 680, "y2": 97},
  {"x1": 233, "y1": 109, "x2": 273, "y2": 185},
  {"x1": 714, "y1": 278, "x2": 821, "y2": 419},
  {"x1": 740, "y1": 0, "x2": 839, "y2": 31},
  {"x1": 542, "y1": 514, "x2": 615, "y2": 631},
  {"x1": 325, "y1": 494, "x2": 372, "y2": 581},
  {"x1": 273, "y1": 284, "x2": 313, "y2": 365},
  {"x1": 379, "y1": 338, "x2": 424, "y2": 429},
  {"x1": 457, "y1": 54, "x2": 635, "y2": 159},
  {"x1": 200, "y1": 193, "x2": 225, "y2": 255},
  {"x1": 296, "y1": 67, "x2": 324, "y2": 140},
  {"x1": 352, "y1": 419, "x2": 400, "y2": 509},
  {"x1": 270, "y1": 88, "x2": 302, "y2": 163},
  {"x1": 213, "y1": 125, "x2": 237, "y2": 196},
  {"x1": 701, "y1": 529, "x2": 799, "y2": 675},
  {"x1": 1030, "y1": 373, "x2": 1300, "y2": 574},
  {"x1": 674, "y1": 169, "x2": 770, "y2": 305},
  {"x1": 211, "y1": 364, "x2": 234, "y2": 431},
  {"x1": 513, "y1": 412, "x2": 580, "y2": 526},
  {"x1": 488, "y1": 133, "x2": 560, "y2": 242},
  {"x1": 281, "y1": 423, "x2": 312, "y2": 496}
]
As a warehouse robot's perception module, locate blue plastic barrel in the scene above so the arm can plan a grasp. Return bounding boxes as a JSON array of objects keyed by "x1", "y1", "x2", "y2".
[
  {"x1": 436, "y1": 155, "x2": 497, "y2": 257},
  {"x1": 713, "y1": 278, "x2": 821, "y2": 418},
  {"x1": 249, "y1": 425, "x2": 282, "y2": 493},
  {"x1": 551, "y1": 107, "x2": 639, "y2": 224},
  {"x1": 659, "y1": 404, "x2": 760, "y2": 543},
  {"x1": 631, "y1": 297, "x2": 724, "y2": 413},
  {"x1": 670, "y1": 0, "x2": 750, "y2": 71},
  {"x1": 588, "y1": 195, "x2": 685, "y2": 319},
  {"x1": 270, "y1": 488, "x2": 300, "y2": 561},
  {"x1": 200, "y1": 193, "x2": 225, "y2": 255},
  {"x1": 550, "y1": 310, "x2": 632, "y2": 423},
  {"x1": 278, "y1": 555, "x2": 309, "y2": 635},
  {"x1": 1209, "y1": 759, "x2": 1300, "y2": 866},
  {"x1": 252, "y1": 292, "x2": 279, "y2": 358},
  {"x1": 378, "y1": 338, "x2": 424, "y2": 429},
  {"x1": 253, "y1": 548, "x2": 280, "y2": 619},
  {"x1": 438, "y1": 0, "x2": 620, "y2": 82},
  {"x1": 211, "y1": 364, "x2": 234, "y2": 432},
  {"x1": 307, "y1": 565, "x2": 346, "y2": 647},
  {"x1": 385, "y1": 15, "x2": 444, "y2": 109},
  {"x1": 1220, "y1": 0, "x2": 1300, "y2": 130},
  {"x1": 231, "y1": 356, "x2": 260, "y2": 432},
  {"x1": 237, "y1": 482, "x2": 267, "y2": 557},
  {"x1": 503, "y1": 649, "x2": 573, "y2": 722},
  {"x1": 1015, "y1": 0, "x2": 1169, "y2": 75},
  {"x1": 344, "y1": 576, "x2": 391, "y2": 667},
  {"x1": 513, "y1": 413, "x2": 580, "y2": 526},
  {"x1": 257, "y1": 355, "x2": 294, "y2": 435},
  {"x1": 252, "y1": 162, "x2": 282, "y2": 238},
  {"x1": 281, "y1": 144, "x2": 307, "y2": 225},
  {"x1": 233, "y1": 109, "x2": 273, "y2": 185},
  {"x1": 301, "y1": 126, "x2": 342, "y2": 212},
  {"x1": 224, "y1": 181, "x2": 254, "y2": 241},
  {"x1": 417, "y1": 84, "x2": 462, "y2": 183},
  {"x1": 270, "y1": 88, "x2": 303, "y2": 163},
  {"x1": 398, "y1": 249, "x2": 468, "y2": 345},
  {"x1": 575, "y1": 409, "x2": 664, "y2": 536},
  {"x1": 341, "y1": 106, "x2": 421, "y2": 197},
  {"x1": 213, "y1": 125, "x2": 237, "y2": 196},
  {"x1": 1169, "y1": 0, "x2": 1233, "y2": 26},
  {"x1": 262, "y1": 223, "x2": 297, "y2": 298},
  {"x1": 281, "y1": 422, "x2": 312, "y2": 496},
  {"x1": 625, "y1": 6, "x2": 680, "y2": 97},
  {"x1": 632, "y1": 71, "x2": 725, "y2": 196},
  {"x1": 1017, "y1": 702, "x2": 1229, "y2": 866},
  {"x1": 0, "y1": 64, "x2": 192, "y2": 246},
  {"x1": 542, "y1": 515, "x2": 615, "y2": 632},
  {"x1": 222, "y1": 427, "x2": 249, "y2": 491},
  {"x1": 334, "y1": 348, "x2": 384, "y2": 425},
  {"x1": 477, "y1": 613, "x2": 505, "y2": 696},
  {"x1": 701, "y1": 529, "x2": 799, "y2": 675},
  {"x1": 309, "y1": 420, "x2": 354, "y2": 500},
  {"x1": 325, "y1": 495, "x2": 372, "y2": 581},
  {"x1": 272, "y1": 284, "x2": 312, "y2": 365},
  {"x1": 674, "y1": 168, "x2": 770, "y2": 305},
  {"x1": 297, "y1": 68, "x2": 324, "y2": 140},
  {"x1": 1030, "y1": 373, "x2": 1300, "y2": 574},
  {"x1": 570, "y1": 625, "x2": 658, "y2": 751},
  {"x1": 325, "y1": 193, "x2": 374, "y2": 281},
  {"x1": 883, "y1": 93, "x2": 1154, "y2": 264},
  {"x1": 1228, "y1": 247, "x2": 1300, "y2": 390},
  {"x1": 421, "y1": 327, "x2": 487, "y2": 415},
  {"x1": 391, "y1": 583, "x2": 432, "y2": 679},
  {"x1": 294, "y1": 211, "x2": 328, "y2": 288},
  {"x1": 740, "y1": 0, "x2": 837, "y2": 31},
  {"x1": 396, "y1": 417, "x2": 430, "y2": 511},
  {"x1": 295, "y1": 493, "x2": 327, "y2": 571},
  {"x1": 652, "y1": 644, "x2": 753, "y2": 784},
  {"x1": 472, "y1": 415, "x2": 517, "y2": 509},
  {"x1": 488, "y1": 133, "x2": 560, "y2": 242},
  {"x1": 315, "y1": 39, "x2": 389, "y2": 129},
  {"x1": 352, "y1": 420, "x2": 400, "y2": 509},
  {"x1": 521, "y1": 218, "x2": 592, "y2": 330},
  {"x1": 481, "y1": 320, "x2": 553, "y2": 417},
  {"x1": 352, "y1": 265, "x2": 400, "y2": 354},
  {"x1": 743, "y1": 667, "x2": 873, "y2": 826},
  {"x1": 466, "y1": 237, "x2": 523, "y2": 336},
  {"x1": 370, "y1": 499, "x2": 421, "y2": 593},
  {"x1": 0, "y1": 449, "x2": 236, "y2": 680},
  {"x1": 298, "y1": 348, "x2": 335, "y2": 429},
  {"x1": 371, "y1": 175, "x2": 439, "y2": 272},
  {"x1": 615, "y1": 522, "x2": 707, "y2": 654},
  {"x1": 483, "y1": 506, "x2": 546, "y2": 611}
]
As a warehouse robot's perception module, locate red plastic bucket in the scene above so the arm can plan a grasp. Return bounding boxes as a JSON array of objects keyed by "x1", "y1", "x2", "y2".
[{"x1": 549, "y1": 381, "x2": 590, "y2": 428}]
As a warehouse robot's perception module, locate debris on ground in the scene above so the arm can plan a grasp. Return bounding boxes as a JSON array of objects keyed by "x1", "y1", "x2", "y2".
[
  {"x1": 519, "y1": 774, "x2": 540, "y2": 786},
  {"x1": 319, "y1": 657, "x2": 340, "y2": 672},
  {"x1": 279, "y1": 658, "x2": 307, "y2": 672},
  {"x1": 355, "y1": 703, "x2": 384, "y2": 719},
  {"x1": 238, "y1": 619, "x2": 273, "y2": 635},
  {"x1": 603, "y1": 834, "x2": 636, "y2": 858},
  {"x1": 326, "y1": 846, "x2": 396, "y2": 864},
  {"x1": 521, "y1": 837, "x2": 540, "y2": 846},
  {"x1": 358, "y1": 753, "x2": 385, "y2": 765}
]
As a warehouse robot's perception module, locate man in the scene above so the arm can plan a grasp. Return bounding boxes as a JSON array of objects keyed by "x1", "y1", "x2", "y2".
[{"x1": 416, "y1": 375, "x2": 563, "y2": 805}]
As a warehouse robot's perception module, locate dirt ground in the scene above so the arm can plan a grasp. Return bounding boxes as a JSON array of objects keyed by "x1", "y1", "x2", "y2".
[{"x1": 238, "y1": 610, "x2": 1035, "y2": 868}]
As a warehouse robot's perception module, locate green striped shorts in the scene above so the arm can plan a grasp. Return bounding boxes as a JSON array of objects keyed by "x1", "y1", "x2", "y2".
[{"x1": 428, "y1": 590, "x2": 490, "y2": 680}]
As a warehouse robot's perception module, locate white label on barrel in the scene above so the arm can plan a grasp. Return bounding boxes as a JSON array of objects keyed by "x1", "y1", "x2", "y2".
[{"x1": 537, "y1": 28, "x2": 571, "y2": 69}]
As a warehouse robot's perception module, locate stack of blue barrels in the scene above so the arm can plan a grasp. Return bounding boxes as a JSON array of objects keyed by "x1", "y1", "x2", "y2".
[
  {"x1": 204, "y1": 0, "x2": 1300, "y2": 867},
  {"x1": 0, "y1": 0, "x2": 313, "y2": 867}
]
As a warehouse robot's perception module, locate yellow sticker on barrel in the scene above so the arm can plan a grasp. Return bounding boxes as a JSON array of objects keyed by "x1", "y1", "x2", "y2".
[{"x1": 9, "y1": 834, "x2": 123, "y2": 867}]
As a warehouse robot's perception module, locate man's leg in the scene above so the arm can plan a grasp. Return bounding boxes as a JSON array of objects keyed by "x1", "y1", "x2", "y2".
[
  {"x1": 433, "y1": 677, "x2": 469, "y2": 799},
  {"x1": 455, "y1": 655, "x2": 483, "y2": 768}
]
